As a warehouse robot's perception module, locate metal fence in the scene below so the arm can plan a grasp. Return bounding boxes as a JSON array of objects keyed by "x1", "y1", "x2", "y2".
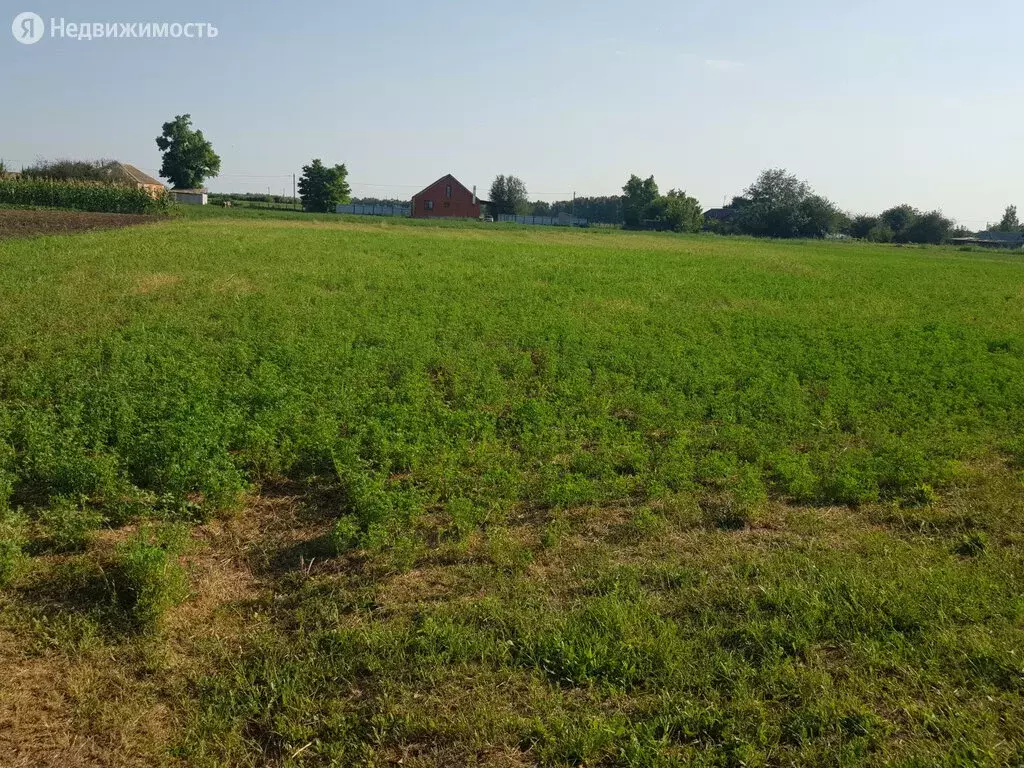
[
  {"x1": 497, "y1": 213, "x2": 589, "y2": 227},
  {"x1": 336, "y1": 203, "x2": 411, "y2": 217}
]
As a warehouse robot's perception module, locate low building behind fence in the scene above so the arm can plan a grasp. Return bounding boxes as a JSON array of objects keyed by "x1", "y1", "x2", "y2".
[
  {"x1": 497, "y1": 213, "x2": 589, "y2": 227},
  {"x1": 337, "y1": 203, "x2": 411, "y2": 217}
]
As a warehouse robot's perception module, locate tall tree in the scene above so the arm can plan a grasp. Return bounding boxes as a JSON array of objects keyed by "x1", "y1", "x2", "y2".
[
  {"x1": 488, "y1": 175, "x2": 529, "y2": 217},
  {"x1": 155, "y1": 114, "x2": 221, "y2": 189},
  {"x1": 995, "y1": 205, "x2": 1020, "y2": 232},
  {"x1": 297, "y1": 159, "x2": 351, "y2": 213},
  {"x1": 734, "y1": 168, "x2": 840, "y2": 238},
  {"x1": 621, "y1": 175, "x2": 659, "y2": 228}
]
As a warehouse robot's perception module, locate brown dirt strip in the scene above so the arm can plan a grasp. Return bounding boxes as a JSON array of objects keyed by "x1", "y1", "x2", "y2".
[{"x1": 0, "y1": 210, "x2": 162, "y2": 239}]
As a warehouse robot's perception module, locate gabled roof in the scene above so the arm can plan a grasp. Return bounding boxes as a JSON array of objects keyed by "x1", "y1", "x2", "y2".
[
  {"x1": 412, "y1": 173, "x2": 484, "y2": 203},
  {"x1": 106, "y1": 162, "x2": 165, "y2": 188}
]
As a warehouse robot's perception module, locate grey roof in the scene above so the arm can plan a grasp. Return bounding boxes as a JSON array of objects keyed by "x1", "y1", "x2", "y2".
[
  {"x1": 950, "y1": 233, "x2": 1024, "y2": 247},
  {"x1": 977, "y1": 231, "x2": 1024, "y2": 243}
]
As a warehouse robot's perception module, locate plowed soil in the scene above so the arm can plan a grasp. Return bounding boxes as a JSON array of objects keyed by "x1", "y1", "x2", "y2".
[{"x1": 0, "y1": 209, "x2": 161, "y2": 239}]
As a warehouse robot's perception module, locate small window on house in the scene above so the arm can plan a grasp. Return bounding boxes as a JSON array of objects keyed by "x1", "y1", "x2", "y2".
[
  {"x1": 425, "y1": 199, "x2": 434, "y2": 211},
  {"x1": 446, "y1": 184, "x2": 452, "y2": 198},
  {"x1": 443, "y1": 201, "x2": 450, "y2": 208}
]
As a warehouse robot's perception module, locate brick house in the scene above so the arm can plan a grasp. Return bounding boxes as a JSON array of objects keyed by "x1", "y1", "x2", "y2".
[{"x1": 411, "y1": 174, "x2": 485, "y2": 219}]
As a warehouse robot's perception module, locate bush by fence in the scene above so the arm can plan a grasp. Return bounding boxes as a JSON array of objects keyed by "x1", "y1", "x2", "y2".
[{"x1": 0, "y1": 177, "x2": 168, "y2": 214}]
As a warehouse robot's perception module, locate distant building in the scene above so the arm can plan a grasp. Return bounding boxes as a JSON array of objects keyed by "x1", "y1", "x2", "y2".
[
  {"x1": 169, "y1": 189, "x2": 208, "y2": 205},
  {"x1": 949, "y1": 231, "x2": 1024, "y2": 249},
  {"x1": 702, "y1": 208, "x2": 735, "y2": 223},
  {"x1": 411, "y1": 174, "x2": 485, "y2": 219},
  {"x1": 104, "y1": 162, "x2": 166, "y2": 198}
]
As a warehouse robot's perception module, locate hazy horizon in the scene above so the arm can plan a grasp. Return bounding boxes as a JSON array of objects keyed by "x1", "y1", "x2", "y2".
[{"x1": 2, "y1": 0, "x2": 1021, "y2": 228}]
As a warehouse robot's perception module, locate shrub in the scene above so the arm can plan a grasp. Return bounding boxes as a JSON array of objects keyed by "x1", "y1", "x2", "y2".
[
  {"x1": 109, "y1": 525, "x2": 188, "y2": 631},
  {"x1": 0, "y1": 177, "x2": 168, "y2": 214},
  {"x1": 21, "y1": 158, "x2": 115, "y2": 182}
]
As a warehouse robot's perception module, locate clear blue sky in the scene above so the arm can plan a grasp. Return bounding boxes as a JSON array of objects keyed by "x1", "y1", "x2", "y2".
[{"x1": 2, "y1": 0, "x2": 1021, "y2": 227}]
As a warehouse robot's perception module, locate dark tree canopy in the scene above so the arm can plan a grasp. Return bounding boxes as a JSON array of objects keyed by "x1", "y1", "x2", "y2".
[
  {"x1": 902, "y1": 211, "x2": 952, "y2": 245},
  {"x1": 547, "y1": 196, "x2": 622, "y2": 224},
  {"x1": 880, "y1": 205, "x2": 918, "y2": 237},
  {"x1": 155, "y1": 114, "x2": 221, "y2": 189},
  {"x1": 488, "y1": 175, "x2": 529, "y2": 216},
  {"x1": 297, "y1": 159, "x2": 351, "y2": 213},
  {"x1": 732, "y1": 168, "x2": 841, "y2": 238},
  {"x1": 850, "y1": 215, "x2": 879, "y2": 240},
  {"x1": 621, "y1": 175, "x2": 659, "y2": 228},
  {"x1": 994, "y1": 205, "x2": 1020, "y2": 232},
  {"x1": 530, "y1": 200, "x2": 552, "y2": 217},
  {"x1": 872, "y1": 204, "x2": 953, "y2": 244}
]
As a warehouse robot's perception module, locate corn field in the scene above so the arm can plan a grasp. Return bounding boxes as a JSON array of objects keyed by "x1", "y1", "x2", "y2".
[{"x1": 0, "y1": 178, "x2": 168, "y2": 214}]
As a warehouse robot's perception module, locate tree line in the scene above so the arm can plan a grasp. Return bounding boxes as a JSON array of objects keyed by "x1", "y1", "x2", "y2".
[{"x1": 488, "y1": 168, "x2": 1020, "y2": 243}]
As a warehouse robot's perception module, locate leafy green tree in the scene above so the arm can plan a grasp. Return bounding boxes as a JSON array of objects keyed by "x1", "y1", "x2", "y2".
[
  {"x1": 649, "y1": 189, "x2": 704, "y2": 232},
  {"x1": 994, "y1": 205, "x2": 1020, "y2": 232},
  {"x1": 880, "y1": 205, "x2": 919, "y2": 240},
  {"x1": 530, "y1": 200, "x2": 552, "y2": 217},
  {"x1": 734, "y1": 169, "x2": 839, "y2": 238},
  {"x1": 297, "y1": 159, "x2": 351, "y2": 213},
  {"x1": 831, "y1": 210, "x2": 854, "y2": 236},
  {"x1": 850, "y1": 215, "x2": 879, "y2": 239},
  {"x1": 798, "y1": 195, "x2": 842, "y2": 238},
  {"x1": 903, "y1": 211, "x2": 952, "y2": 244},
  {"x1": 488, "y1": 175, "x2": 529, "y2": 217},
  {"x1": 155, "y1": 114, "x2": 221, "y2": 189},
  {"x1": 622, "y1": 175, "x2": 659, "y2": 228}
]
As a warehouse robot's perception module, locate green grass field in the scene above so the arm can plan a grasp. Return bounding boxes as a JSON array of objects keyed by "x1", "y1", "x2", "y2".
[{"x1": 1, "y1": 212, "x2": 1023, "y2": 766}]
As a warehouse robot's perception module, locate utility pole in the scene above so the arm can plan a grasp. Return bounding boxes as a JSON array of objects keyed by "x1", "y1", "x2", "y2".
[
  {"x1": 293, "y1": 173, "x2": 297, "y2": 209},
  {"x1": 571, "y1": 191, "x2": 576, "y2": 227}
]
